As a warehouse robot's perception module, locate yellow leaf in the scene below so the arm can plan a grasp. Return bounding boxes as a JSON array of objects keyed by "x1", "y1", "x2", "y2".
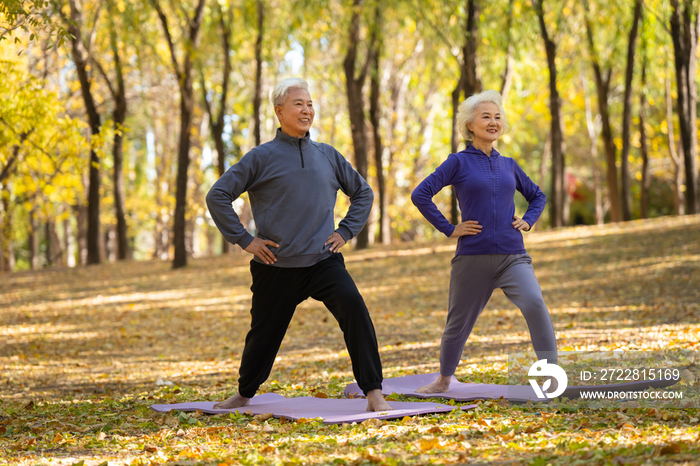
[{"x1": 419, "y1": 437, "x2": 442, "y2": 451}]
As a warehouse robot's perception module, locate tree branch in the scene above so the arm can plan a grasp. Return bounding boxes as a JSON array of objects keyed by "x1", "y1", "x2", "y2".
[
  {"x1": 92, "y1": 56, "x2": 117, "y2": 99},
  {"x1": 150, "y1": 0, "x2": 182, "y2": 82},
  {"x1": 409, "y1": 0, "x2": 460, "y2": 63}
]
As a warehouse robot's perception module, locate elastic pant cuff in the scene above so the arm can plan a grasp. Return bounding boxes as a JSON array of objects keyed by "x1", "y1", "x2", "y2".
[
  {"x1": 238, "y1": 388, "x2": 257, "y2": 399},
  {"x1": 361, "y1": 382, "x2": 383, "y2": 396}
]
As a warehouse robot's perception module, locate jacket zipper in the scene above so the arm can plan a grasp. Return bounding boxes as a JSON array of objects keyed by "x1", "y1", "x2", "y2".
[{"x1": 298, "y1": 140, "x2": 305, "y2": 168}]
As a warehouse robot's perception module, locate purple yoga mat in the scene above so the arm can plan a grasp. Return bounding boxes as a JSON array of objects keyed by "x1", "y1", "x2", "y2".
[
  {"x1": 344, "y1": 373, "x2": 679, "y2": 403},
  {"x1": 151, "y1": 392, "x2": 477, "y2": 425}
]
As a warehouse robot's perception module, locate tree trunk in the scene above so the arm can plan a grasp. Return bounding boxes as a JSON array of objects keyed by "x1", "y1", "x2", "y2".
[
  {"x1": 639, "y1": 91, "x2": 650, "y2": 219},
  {"x1": 152, "y1": 0, "x2": 207, "y2": 269},
  {"x1": 29, "y1": 207, "x2": 38, "y2": 270},
  {"x1": 639, "y1": 18, "x2": 651, "y2": 219},
  {"x1": 67, "y1": 0, "x2": 102, "y2": 264},
  {"x1": 500, "y1": 0, "x2": 515, "y2": 104},
  {"x1": 369, "y1": 12, "x2": 389, "y2": 245},
  {"x1": 64, "y1": 208, "x2": 76, "y2": 267},
  {"x1": 665, "y1": 62, "x2": 685, "y2": 216},
  {"x1": 450, "y1": 83, "x2": 462, "y2": 225},
  {"x1": 448, "y1": 0, "x2": 481, "y2": 225},
  {"x1": 253, "y1": 0, "x2": 264, "y2": 146},
  {"x1": 107, "y1": 7, "x2": 129, "y2": 261},
  {"x1": 583, "y1": 0, "x2": 621, "y2": 223},
  {"x1": 201, "y1": 5, "x2": 233, "y2": 254},
  {"x1": 535, "y1": 0, "x2": 566, "y2": 228},
  {"x1": 581, "y1": 72, "x2": 604, "y2": 225},
  {"x1": 462, "y1": 0, "x2": 481, "y2": 97},
  {"x1": 172, "y1": 90, "x2": 195, "y2": 268},
  {"x1": 74, "y1": 201, "x2": 88, "y2": 265},
  {"x1": 343, "y1": 0, "x2": 371, "y2": 250},
  {"x1": 619, "y1": 0, "x2": 642, "y2": 221},
  {"x1": 1, "y1": 182, "x2": 14, "y2": 272},
  {"x1": 45, "y1": 220, "x2": 53, "y2": 267},
  {"x1": 670, "y1": 0, "x2": 699, "y2": 214}
]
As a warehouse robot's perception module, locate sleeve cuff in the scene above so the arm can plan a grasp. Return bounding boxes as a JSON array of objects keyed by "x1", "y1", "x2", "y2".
[
  {"x1": 237, "y1": 232, "x2": 255, "y2": 250},
  {"x1": 443, "y1": 224, "x2": 455, "y2": 238},
  {"x1": 336, "y1": 226, "x2": 353, "y2": 242}
]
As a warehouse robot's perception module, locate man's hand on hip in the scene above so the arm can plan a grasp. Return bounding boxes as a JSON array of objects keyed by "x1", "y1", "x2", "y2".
[
  {"x1": 244, "y1": 237, "x2": 279, "y2": 265},
  {"x1": 325, "y1": 232, "x2": 346, "y2": 253}
]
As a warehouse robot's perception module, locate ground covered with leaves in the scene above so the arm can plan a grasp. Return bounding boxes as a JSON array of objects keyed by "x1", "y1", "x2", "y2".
[{"x1": 2, "y1": 215, "x2": 700, "y2": 465}]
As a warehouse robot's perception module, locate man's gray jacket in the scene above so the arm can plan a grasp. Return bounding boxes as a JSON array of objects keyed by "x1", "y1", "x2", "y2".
[{"x1": 206, "y1": 129, "x2": 373, "y2": 267}]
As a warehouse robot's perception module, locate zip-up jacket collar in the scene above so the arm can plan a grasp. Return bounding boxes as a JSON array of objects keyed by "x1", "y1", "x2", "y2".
[
  {"x1": 464, "y1": 143, "x2": 500, "y2": 159},
  {"x1": 274, "y1": 128, "x2": 311, "y2": 149}
]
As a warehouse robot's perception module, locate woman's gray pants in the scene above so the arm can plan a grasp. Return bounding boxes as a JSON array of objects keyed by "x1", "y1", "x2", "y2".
[{"x1": 439, "y1": 253, "x2": 558, "y2": 376}]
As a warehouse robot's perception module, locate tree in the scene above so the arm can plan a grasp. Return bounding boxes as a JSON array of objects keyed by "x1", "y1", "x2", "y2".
[
  {"x1": 150, "y1": 0, "x2": 207, "y2": 269},
  {"x1": 619, "y1": 0, "x2": 642, "y2": 221},
  {"x1": 582, "y1": 0, "x2": 621, "y2": 223},
  {"x1": 665, "y1": 58, "x2": 685, "y2": 216},
  {"x1": 638, "y1": 9, "x2": 651, "y2": 219},
  {"x1": 343, "y1": 0, "x2": 373, "y2": 249},
  {"x1": 413, "y1": 0, "x2": 482, "y2": 225},
  {"x1": 92, "y1": 0, "x2": 129, "y2": 260},
  {"x1": 60, "y1": 0, "x2": 103, "y2": 264},
  {"x1": 534, "y1": 0, "x2": 566, "y2": 227},
  {"x1": 368, "y1": 4, "x2": 389, "y2": 244},
  {"x1": 0, "y1": 53, "x2": 87, "y2": 271},
  {"x1": 252, "y1": 0, "x2": 264, "y2": 147},
  {"x1": 670, "y1": 0, "x2": 699, "y2": 214},
  {"x1": 581, "y1": 70, "x2": 604, "y2": 225},
  {"x1": 199, "y1": 2, "x2": 234, "y2": 254}
]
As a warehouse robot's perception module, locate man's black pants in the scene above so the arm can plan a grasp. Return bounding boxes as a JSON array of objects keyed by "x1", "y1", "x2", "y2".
[{"x1": 237, "y1": 253, "x2": 383, "y2": 398}]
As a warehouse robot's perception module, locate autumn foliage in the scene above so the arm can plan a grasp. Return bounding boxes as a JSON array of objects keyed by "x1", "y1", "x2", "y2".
[{"x1": 1, "y1": 215, "x2": 699, "y2": 465}]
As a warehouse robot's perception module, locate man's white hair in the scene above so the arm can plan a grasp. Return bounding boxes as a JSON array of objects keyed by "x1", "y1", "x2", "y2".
[
  {"x1": 271, "y1": 78, "x2": 310, "y2": 106},
  {"x1": 456, "y1": 89, "x2": 510, "y2": 142}
]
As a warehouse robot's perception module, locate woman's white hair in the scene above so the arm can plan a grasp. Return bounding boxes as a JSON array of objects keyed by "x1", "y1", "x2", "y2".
[
  {"x1": 271, "y1": 78, "x2": 309, "y2": 106},
  {"x1": 456, "y1": 89, "x2": 510, "y2": 142}
]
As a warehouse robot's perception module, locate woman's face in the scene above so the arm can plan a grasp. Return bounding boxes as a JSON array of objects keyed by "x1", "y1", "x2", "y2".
[{"x1": 467, "y1": 102, "x2": 502, "y2": 144}]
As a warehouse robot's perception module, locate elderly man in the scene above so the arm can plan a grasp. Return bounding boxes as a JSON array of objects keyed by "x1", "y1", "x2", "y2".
[{"x1": 206, "y1": 78, "x2": 391, "y2": 412}]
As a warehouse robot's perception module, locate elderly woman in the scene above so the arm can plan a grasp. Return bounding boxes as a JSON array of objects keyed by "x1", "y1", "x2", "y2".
[{"x1": 411, "y1": 90, "x2": 558, "y2": 393}]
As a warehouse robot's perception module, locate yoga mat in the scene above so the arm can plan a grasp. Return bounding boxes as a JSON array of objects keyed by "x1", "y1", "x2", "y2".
[
  {"x1": 151, "y1": 392, "x2": 477, "y2": 425},
  {"x1": 344, "y1": 373, "x2": 680, "y2": 403}
]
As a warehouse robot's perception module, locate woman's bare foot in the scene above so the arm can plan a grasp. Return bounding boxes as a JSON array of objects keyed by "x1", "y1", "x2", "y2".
[
  {"x1": 415, "y1": 374, "x2": 451, "y2": 394},
  {"x1": 366, "y1": 389, "x2": 392, "y2": 412},
  {"x1": 213, "y1": 393, "x2": 251, "y2": 409}
]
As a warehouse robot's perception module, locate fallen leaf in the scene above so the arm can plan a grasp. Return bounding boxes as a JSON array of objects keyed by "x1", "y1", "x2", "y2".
[
  {"x1": 659, "y1": 442, "x2": 683, "y2": 455},
  {"x1": 253, "y1": 413, "x2": 273, "y2": 422},
  {"x1": 419, "y1": 437, "x2": 442, "y2": 451},
  {"x1": 361, "y1": 418, "x2": 383, "y2": 428}
]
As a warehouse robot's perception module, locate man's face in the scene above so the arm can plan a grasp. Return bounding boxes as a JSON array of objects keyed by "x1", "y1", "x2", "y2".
[{"x1": 275, "y1": 88, "x2": 314, "y2": 138}]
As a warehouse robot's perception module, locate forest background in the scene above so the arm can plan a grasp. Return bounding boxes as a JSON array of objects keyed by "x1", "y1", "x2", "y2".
[{"x1": 0, "y1": 0, "x2": 698, "y2": 271}]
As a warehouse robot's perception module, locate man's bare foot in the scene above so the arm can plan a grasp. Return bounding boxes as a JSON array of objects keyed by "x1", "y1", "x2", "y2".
[
  {"x1": 213, "y1": 393, "x2": 251, "y2": 409},
  {"x1": 366, "y1": 389, "x2": 392, "y2": 412},
  {"x1": 415, "y1": 374, "x2": 451, "y2": 394}
]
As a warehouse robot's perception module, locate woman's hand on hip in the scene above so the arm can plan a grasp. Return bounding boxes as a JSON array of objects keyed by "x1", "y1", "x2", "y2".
[
  {"x1": 512, "y1": 215, "x2": 530, "y2": 231},
  {"x1": 450, "y1": 220, "x2": 482, "y2": 237}
]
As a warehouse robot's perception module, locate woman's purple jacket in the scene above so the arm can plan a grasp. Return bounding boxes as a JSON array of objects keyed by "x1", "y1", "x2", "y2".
[{"x1": 411, "y1": 144, "x2": 546, "y2": 256}]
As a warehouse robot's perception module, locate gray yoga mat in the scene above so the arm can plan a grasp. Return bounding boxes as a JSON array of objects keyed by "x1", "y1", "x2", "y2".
[
  {"x1": 151, "y1": 392, "x2": 477, "y2": 425},
  {"x1": 344, "y1": 372, "x2": 680, "y2": 403}
]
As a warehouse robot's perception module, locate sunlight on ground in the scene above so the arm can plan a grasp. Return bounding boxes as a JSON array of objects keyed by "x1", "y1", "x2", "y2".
[
  {"x1": 1, "y1": 215, "x2": 699, "y2": 403},
  {"x1": 0, "y1": 215, "x2": 699, "y2": 466}
]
